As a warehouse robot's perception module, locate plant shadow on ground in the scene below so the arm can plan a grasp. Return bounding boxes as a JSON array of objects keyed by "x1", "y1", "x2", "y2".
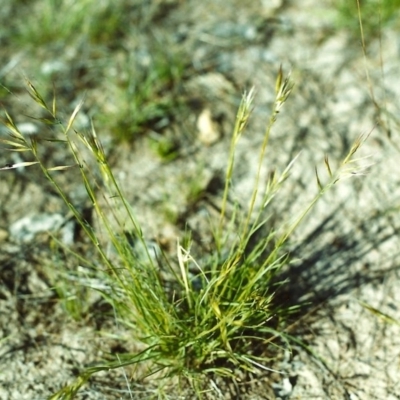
[
  {"x1": 284, "y1": 211, "x2": 399, "y2": 302},
  {"x1": 269, "y1": 197, "x2": 400, "y2": 364}
]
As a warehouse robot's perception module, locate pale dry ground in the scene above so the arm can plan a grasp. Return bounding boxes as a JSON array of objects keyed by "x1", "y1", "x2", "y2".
[{"x1": 1, "y1": 1, "x2": 400, "y2": 399}]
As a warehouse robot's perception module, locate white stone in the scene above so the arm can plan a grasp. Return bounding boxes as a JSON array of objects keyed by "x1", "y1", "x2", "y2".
[{"x1": 10, "y1": 213, "x2": 65, "y2": 242}]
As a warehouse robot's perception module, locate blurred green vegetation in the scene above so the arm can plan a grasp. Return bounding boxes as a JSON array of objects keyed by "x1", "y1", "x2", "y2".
[
  {"x1": 335, "y1": 0, "x2": 400, "y2": 36},
  {"x1": 0, "y1": 0, "x2": 189, "y2": 141}
]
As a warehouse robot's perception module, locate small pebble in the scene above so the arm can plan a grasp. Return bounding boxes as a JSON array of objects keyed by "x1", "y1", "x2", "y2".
[{"x1": 197, "y1": 108, "x2": 220, "y2": 146}]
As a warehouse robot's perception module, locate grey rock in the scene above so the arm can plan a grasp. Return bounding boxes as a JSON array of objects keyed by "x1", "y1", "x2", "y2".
[{"x1": 10, "y1": 213, "x2": 65, "y2": 242}]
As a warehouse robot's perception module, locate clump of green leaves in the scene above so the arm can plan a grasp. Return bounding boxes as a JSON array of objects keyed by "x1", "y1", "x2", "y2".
[{"x1": 0, "y1": 72, "x2": 368, "y2": 399}]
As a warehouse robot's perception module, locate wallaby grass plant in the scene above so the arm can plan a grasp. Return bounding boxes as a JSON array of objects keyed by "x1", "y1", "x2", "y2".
[{"x1": 0, "y1": 68, "x2": 370, "y2": 399}]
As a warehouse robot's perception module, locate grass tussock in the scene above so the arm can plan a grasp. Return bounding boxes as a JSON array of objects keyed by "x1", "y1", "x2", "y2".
[{"x1": 0, "y1": 68, "x2": 369, "y2": 399}]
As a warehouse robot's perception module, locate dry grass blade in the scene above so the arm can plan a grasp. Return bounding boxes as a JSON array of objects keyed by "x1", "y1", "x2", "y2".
[
  {"x1": 0, "y1": 161, "x2": 39, "y2": 170},
  {"x1": 315, "y1": 166, "x2": 323, "y2": 191},
  {"x1": 47, "y1": 164, "x2": 79, "y2": 171},
  {"x1": 359, "y1": 301, "x2": 400, "y2": 327},
  {"x1": 26, "y1": 79, "x2": 49, "y2": 110},
  {"x1": 0, "y1": 139, "x2": 30, "y2": 151},
  {"x1": 177, "y1": 240, "x2": 192, "y2": 309},
  {"x1": 2, "y1": 111, "x2": 25, "y2": 140},
  {"x1": 66, "y1": 99, "x2": 85, "y2": 133},
  {"x1": 324, "y1": 155, "x2": 333, "y2": 178}
]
